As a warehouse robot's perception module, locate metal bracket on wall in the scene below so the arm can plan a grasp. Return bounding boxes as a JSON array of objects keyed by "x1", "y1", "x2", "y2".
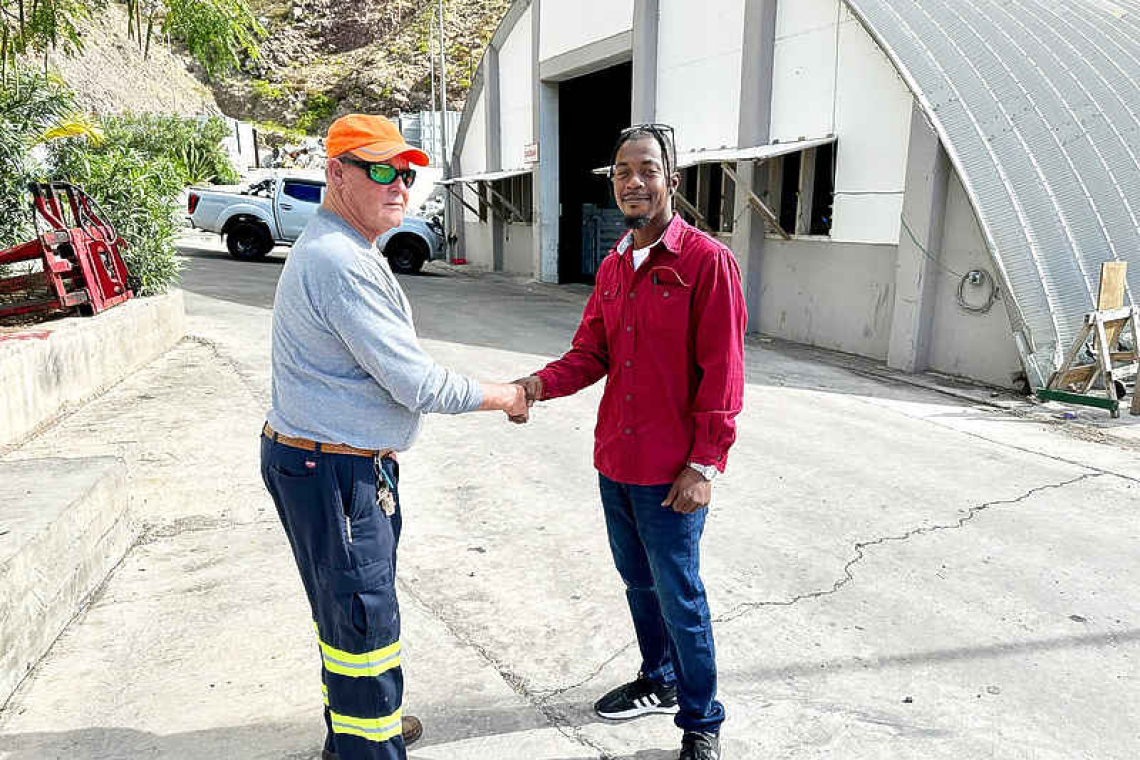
[
  {"x1": 441, "y1": 184, "x2": 482, "y2": 218},
  {"x1": 481, "y1": 182, "x2": 527, "y2": 224},
  {"x1": 672, "y1": 190, "x2": 716, "y2": 236},
  {"x1": 720, "y1": 161, "x2": 791, "y2": 240}
]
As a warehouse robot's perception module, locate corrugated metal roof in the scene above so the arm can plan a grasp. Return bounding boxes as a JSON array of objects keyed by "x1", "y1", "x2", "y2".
[
  {"x1": 843, "y1": 0, "x2": 1140, "y2": 386},
  {"x1": 438, "y1": 167, "x2": 533, "y2": 185},
  {"x1": 589, "y1": 136, "x2": 837, "y2": 175}
]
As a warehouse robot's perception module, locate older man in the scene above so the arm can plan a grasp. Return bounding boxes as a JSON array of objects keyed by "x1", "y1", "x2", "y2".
[
  {"x1": 517, "y1": 123, "x2": 746, "y2": 760},
  {"x1": 260, "y1": 114, "x2": 529, "y2": 760}
]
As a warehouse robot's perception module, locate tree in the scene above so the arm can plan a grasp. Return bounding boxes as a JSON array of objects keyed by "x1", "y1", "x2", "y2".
[
  {"x1": 0, "y1": 0, "x2": 103, "y2": 80},
  {"x1": 160, "y1": 0, "x2": 263, "y2": 80},
  {"x1": 0, "y1": 65, "x2": 100, "y2": 246}
]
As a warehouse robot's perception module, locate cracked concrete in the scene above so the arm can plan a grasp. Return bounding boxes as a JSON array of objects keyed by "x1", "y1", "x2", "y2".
[
  {"x1": 2, "y1": 235, "x2": 1139, "y2": 759},
  {"x1": 713, "y1": 472, "x2": 1106, "y2": 625}
]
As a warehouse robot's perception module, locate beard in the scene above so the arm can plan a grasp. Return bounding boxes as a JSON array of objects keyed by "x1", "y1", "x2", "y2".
[{"x1": 623, "y1": 214, "x2": 651, "y2": 230}]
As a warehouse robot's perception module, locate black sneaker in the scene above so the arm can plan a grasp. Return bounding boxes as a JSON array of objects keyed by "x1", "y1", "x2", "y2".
[
  {"x1": 594, "y1": 675, "x2": 679, "y2": 720},
  {"x1": 679, "y1": 731, "x2": 721, "y2": 760}
]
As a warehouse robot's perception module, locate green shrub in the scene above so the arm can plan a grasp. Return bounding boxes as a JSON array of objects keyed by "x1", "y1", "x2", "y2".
[
  {"x1": 50, "y1": 147, "x2": 184, "y2": 296},
  {"x1": 254, "y1": 120, "x2": 307, "y2": 141},
  {"x1": 0, "y1": 68, "x2": 77, "y2": 248},
  {"x1": 161, "y1": 0, "x2": 265, "y2": 80},
  {"x1": 296, "y1": 91, "x2": 336, "y2": 134},
  {"x1": 252, "y1": 78, "x2": 288, "y2": 101},
  {"x1": 65, "y1": 113, "x2": 239, "y2": 186}
]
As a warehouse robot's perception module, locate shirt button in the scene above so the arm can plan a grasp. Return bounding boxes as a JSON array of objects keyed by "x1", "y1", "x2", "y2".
[
  {"x1": 663, "y1": 291, "x2": 670, "y2": 298},
  {"x1": 629, "y1": 292, "x2": 636, "y2": 299},
  {"x1": 626, "y1": 325, "x2": 633, "y2": 332},
  {"x1": 625, "y1": 394, "x2": 632, "y2": 401},
  {"x1": 624, "y1": 428, "x2": 632, "y2": 435},
  {"x1": 624, "y1": 360, "x2": 632, "y2": 367}
]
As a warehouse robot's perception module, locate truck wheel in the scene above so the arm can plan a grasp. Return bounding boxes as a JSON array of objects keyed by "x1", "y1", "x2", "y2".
[
  {"x1": 226, "y1": 221, "x2": 273, "y2": 260},
  {"x1": 385, "y1": 236, "x2": 426, "y2": 274}
]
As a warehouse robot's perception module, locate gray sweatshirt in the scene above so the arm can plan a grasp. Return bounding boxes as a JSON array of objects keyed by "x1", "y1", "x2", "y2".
[{"x1": 266, "y1": 207, "x2": 484, "y2": 450}]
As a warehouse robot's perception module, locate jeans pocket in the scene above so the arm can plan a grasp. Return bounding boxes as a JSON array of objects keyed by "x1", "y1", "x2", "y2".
[{"x1": 318, "y1": 560, "x2": 397, "y2": 643}]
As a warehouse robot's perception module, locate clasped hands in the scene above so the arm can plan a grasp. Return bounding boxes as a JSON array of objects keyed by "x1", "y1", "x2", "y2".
[{"x1": 505, "y1": 375, "x2": 543, "y2": 425}]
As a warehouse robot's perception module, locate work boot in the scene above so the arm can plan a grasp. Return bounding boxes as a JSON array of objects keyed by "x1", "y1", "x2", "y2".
[
  {"x1": 320, "y1": 715, "x2": 424, "y2": 758},
  {"x1": 678, "y1": 731, "x2": 720, "y2": 760},
  {"x1": 400, "y1": 714, "x2": 424, "y2": 745},
  {"x1": 594, "y1": 675, "x2": 679, "y2": 720}
]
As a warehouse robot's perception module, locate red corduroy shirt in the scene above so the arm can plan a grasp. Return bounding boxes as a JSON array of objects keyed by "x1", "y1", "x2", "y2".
[{"x1": 536, "y1": 214, "x2": 747, "y2": 486}]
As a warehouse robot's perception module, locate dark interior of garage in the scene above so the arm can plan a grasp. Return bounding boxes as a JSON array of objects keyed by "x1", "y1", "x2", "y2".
[{"x1": 557, "y1": 62, "x2": 632, "y2": 284}]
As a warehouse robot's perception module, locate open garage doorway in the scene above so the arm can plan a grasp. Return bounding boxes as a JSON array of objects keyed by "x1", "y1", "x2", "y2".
[{"x1": 557, "y1": 62, "x2": 632, "y2": 284}]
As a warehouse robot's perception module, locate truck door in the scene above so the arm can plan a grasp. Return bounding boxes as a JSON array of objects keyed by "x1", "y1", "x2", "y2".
[{"x1": 277, "y1": 180, "x2": 325, "y2": 240}]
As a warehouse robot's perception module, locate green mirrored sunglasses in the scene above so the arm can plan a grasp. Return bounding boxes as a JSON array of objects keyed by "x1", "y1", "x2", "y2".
[{"x1": 342, "y1": 157, "x2": 417, "y2": 188}]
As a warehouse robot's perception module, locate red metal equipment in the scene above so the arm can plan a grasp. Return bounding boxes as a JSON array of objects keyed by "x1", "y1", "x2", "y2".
[{"x1": 0, "y1": 182, "x2": 132, "y2": 320}]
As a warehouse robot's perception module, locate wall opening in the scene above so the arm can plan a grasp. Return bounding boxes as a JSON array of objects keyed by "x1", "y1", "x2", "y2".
[
  {"x1": 557, "y1": 61, "x2": 633, "y2": 284},
  {"x1": 808, "y1": 143, "x2": 836, "y2": 236}
]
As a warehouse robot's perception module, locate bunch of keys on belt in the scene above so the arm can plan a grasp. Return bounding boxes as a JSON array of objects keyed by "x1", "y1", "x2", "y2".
[{"x1": 374, "y1": 454, "x2": 397, "y2": 516}]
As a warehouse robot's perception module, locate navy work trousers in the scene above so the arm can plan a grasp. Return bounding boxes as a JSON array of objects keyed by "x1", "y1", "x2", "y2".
[
  {"x1": 261, "y1": 432, "x2": 406, "y2": 760},
  {"x1": 598, "y1": 473, "x2": 725, "y2": 734}
]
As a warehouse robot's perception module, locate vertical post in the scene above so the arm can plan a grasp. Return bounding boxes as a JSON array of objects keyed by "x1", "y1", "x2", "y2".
[
  {"x1": 532, "y1": 0, "x2": 561, "y2": 283},
  {"x1": 485, "y1": 44, "x2": 503, "y2": 272},
  {"x1": 438, "y1": 0, "x2": 451, "y2": 260},
  {"x1": 796, "y1": 148, "x2": 817, "y2": 236},
  {"x1": 429, "y1": 7, "x2": 438, "y2": 164},
  {"x1": 886, "y1": 102, "x2": 950, "y2": 373},
  {"x1": 632, "y1": 0, "x2": 659, "y2": 123},
  {"x1": 731, "y1": 0, "x2": 778, "y2": 332}
]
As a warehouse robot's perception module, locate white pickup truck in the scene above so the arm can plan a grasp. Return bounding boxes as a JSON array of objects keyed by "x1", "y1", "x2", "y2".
[{"x1": 186, "y1": 174, "x2": 444, "y2": 274}]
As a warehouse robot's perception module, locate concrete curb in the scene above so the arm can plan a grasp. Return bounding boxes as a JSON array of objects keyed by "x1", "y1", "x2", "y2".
[
  {"x1": 0, "y1": 456, "x2": 135, "y2": 707},
  {"x1": 0, "y1": 290, "x2": 187, "y2": 450}
]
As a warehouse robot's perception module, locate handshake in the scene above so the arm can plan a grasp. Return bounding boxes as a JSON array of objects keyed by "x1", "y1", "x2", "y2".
[{"x1": 505, "y1": 375, "x2": 544, "y2": 424}]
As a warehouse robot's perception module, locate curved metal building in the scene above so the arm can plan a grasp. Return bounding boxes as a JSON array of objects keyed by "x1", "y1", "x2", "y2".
[
  {"x1": 843, "y1": 0, "x2": 1140, "y2": 385},
  {"x1": 446, "y1": 0, "x2": 1140, "y2": 389}
]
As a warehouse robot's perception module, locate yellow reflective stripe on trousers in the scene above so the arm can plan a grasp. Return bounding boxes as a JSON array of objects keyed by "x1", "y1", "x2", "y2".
[
  {"x1": 330, "y1": 708, "x2": 402, "y2": 743},
  {"x1": 318, "y1": 637, "x2": 401, "y2": 677},
  {"x1": 322, "y1": 683, "x2": 329, "y2": 706}
]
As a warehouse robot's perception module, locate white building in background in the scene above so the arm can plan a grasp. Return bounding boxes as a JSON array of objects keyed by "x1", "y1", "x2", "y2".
[{"x1": 441, "y1": 0, "x2": 1140, "y2": 391}]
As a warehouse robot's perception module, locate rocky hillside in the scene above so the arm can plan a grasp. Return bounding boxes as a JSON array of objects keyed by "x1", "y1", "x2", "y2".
[
  {"x1": 214, "y1": 0, "x2": 512, "y2": 134},
  {"x1": 46, "y1": 3, "x2": 219, "y2": 117},
  {"x1": 42, "y1": 0, "x2": 510, "y2": 135}
]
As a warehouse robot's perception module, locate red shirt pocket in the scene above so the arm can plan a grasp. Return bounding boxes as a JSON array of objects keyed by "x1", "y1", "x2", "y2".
[{"x1": 646, "y1": 266, "x2": 691, "y2": 334}]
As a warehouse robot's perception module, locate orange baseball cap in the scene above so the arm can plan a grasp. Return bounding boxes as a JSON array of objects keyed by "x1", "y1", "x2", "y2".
[{"x1": 325, "y1": 114, "x2": 430, "y2": 166}]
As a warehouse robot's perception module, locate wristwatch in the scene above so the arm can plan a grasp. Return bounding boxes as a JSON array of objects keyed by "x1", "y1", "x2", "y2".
[{"x1": 688, "y1": 462, "x2": 719, "y2": 481}]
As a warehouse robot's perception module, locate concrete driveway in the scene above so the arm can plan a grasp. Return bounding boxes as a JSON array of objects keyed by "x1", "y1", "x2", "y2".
[{"x1": 1, "y1": 232, "x2": 1136, "y2": 760}]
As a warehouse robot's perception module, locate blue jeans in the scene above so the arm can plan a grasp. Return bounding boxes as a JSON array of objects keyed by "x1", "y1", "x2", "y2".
[{"x1": 598, "y1": 473, "x2": 725, "y2": 734}]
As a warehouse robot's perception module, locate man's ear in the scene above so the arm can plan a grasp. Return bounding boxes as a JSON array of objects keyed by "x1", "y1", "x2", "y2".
[
  {"x1": 327, "y1": 157, "x2": 346, "y2": 191},
  {"x1": 668, "y1": 171, "x2": 681, "y2": 195}
]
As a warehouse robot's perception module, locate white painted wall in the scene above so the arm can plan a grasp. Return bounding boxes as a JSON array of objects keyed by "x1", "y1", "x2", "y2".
[
  {"x1": 655, "y1": 0, "x2": 745, "y2": 153},
  {"x1": 539, "y1": 0, "x2": 632, "y2": 61},
  {"x1": 770, "y1": 0, "x2": 838, "y2": 145},
  {"x1": 927, "y1": 172, "x2": 1023, "y2": 387},
  {"x1": 770, "y1": 2, "x2": 912, "y2": 245},
  {"x1": 503, "y1": 223, "x2": 535, "y2": 275},
  {"x1": 460, "y1": 90, "x2": 487, "y2": 224},
  {"x1": 499, "y1": 7, "x2": 534, "y2": 171},
  {"x1": 829, "y1": 7, "x2": 912, "y2": 244},
  {"x1": 462, "y1": 220, "x2": 494, "y2": 270},
  {"x1": 758, "y1": 239, "x2": 897, "y2": 359}
]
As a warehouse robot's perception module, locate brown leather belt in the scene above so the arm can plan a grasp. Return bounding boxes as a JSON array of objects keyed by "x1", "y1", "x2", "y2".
[{"x1": 262, "y1": 422, "x2": 393, "y2": 459}]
